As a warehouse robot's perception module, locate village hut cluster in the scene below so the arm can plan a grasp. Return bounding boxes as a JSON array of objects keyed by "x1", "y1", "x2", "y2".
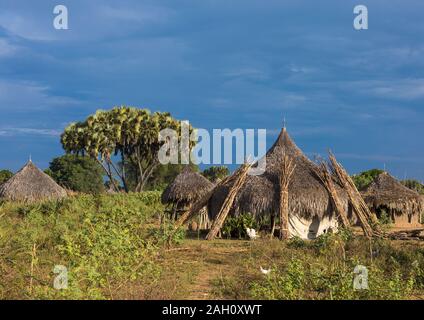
[
  {"x1": 1, "y1": 128, "x2": 422, "y2": 240},
  {"x1": 165, "y1": 127, "x2": 423, "y2": 240}
]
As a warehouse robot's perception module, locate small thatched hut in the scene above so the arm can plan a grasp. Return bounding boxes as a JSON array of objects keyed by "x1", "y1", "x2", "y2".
[
  {"x1": 162, "y1": 166, "x2": 214, "y2": 227},
  {"x1": 208, "y1": 128, "x2": 349, "y2": 239},
  {"x1": 0, "y1": 161, "x2": 67, "y2": 203},
  {"x1": 362, "y1": 172, "x2": 423, "y2": 227}
]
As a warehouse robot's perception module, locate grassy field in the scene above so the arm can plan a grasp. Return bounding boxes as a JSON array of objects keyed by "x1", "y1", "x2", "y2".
[{"x1": 1, "y1": 193, "x2": 423, "y2": 300}]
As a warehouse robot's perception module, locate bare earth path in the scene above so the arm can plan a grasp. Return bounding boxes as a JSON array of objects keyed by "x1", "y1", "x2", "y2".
[{"x1": 159, "y1": 239, "x2": 251, "y2": 300}]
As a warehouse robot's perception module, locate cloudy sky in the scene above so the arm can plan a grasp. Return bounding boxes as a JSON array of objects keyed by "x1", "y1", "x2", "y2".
[{"x1": 0, "y1": 0, "x2": 423, "y2": 180}]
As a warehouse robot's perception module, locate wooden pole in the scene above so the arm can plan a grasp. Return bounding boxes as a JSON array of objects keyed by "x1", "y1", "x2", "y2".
[
  {"x1": 279, "y1": 154, "x2": 296, "y2": 240},
  {"x1": 313, "y1": 162, "x2": 350, "y2": 229},
  {"x1": 170, "y1": 174, "x2": 235, "y2": 239},
  {"x1": 328, "y1": 152, "x2": 383, "y2": 238},
  {"x1": 206, "y1": 162, "x2": 253, "y2": 240}
]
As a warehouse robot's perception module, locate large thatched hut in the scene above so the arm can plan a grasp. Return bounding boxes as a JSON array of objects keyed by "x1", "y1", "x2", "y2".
[
  {"x1": 0, "y1": 161, "x2": 67, "y2": 203},
  {"x1": 362, "y1": 172, "x2": 423, "y2": 227},
  {"x1": 208, "y1": 128, "x2": 349, "y2": 239},
  {"x1": 162, "y1": 166, "x2": 214, "y2": 227}
]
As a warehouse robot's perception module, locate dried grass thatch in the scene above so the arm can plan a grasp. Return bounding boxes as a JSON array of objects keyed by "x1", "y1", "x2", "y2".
[
  {"x1": 209, "y1": 128, "x2": 348, "y2": 221},
  {"x1": 0, "y1": 161, "x2": 67, "y2": 203},
  {"x1": 362, "y1": 172, "x2": 423, "y2": 217},
  {"x1": 161, "y1": 166, "x2": 214, "y2": 207}
]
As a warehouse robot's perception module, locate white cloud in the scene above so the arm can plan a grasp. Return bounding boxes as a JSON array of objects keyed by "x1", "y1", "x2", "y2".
[
  {"x1": 0, "y1": 127, "x2": 61, "y2": 137},
  {"x1": 98, "y1": 4, "x2": 172, "y2": 23},
  {"x1": 0, "y1": 38, "x2": 18, "y2": 57},
  {"x1": 0, "y1": 80, "x2": 81, "y2": 111},
  {"x1": 0, "y1": 12, "x2": 57, "y2": 41}
]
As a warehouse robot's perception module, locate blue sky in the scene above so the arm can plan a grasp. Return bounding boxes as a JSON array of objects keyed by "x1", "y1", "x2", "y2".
[{"x1": 0, "y1": 0, "x2": 423, "y2": 180}]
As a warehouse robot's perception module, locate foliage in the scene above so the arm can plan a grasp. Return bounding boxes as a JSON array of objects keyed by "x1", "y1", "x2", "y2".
[
  {"x1": 401, "y1": 179, "x2": 424, "y2": 195},
  {"x1": 123, "y1": 162, "x2": 199, "y2": 191},
  {"x1": 213, "y1": 233, "x2": 424, "y2": 300},
  {"x1": 377, "y1": 208, "x2": 392, "y2": 225},
  {"x1": 221, "y1": 214, "x2": 257, "y2": 239},
  {"x1": 0, "y1": 192, "x2": 164, "y2": 299},
  {"x1": 202, "y1": 166, "x2": 230, "y2": 183},
  {"x1": 0, "y1": 169, "x2": 13, "y2": 184},
  {"x1": 251, "y1": 259, "x2": 305, "y2": 299},
  {"x1": 61, "y1": 106, "x2": 196, "y2": 193},
  {"x1": 148, "y1": 221, "x2": 186, "y2": 246},
  {"x1": 47, "y1": 154, "x2": 105, "y2": 194},
  {"x1": 352, "y1": 169, "x2": 384, "y2": 190}
]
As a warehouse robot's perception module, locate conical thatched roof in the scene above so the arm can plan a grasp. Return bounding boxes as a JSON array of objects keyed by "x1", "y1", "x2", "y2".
[
  {"x1": 209, "y1": 128, "x2": 348, "y2": 220},
  {"x1": 161, "y1": 166, "x2": 214, "y2": 206},
  {"x1": 362, "y1": 172, "x2": 423, "y2": 216},
  {"x1": 0, "y1": 161, "x2": 67, "y2": 202}
]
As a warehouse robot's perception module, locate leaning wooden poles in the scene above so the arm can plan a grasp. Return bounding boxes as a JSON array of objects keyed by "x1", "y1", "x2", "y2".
[
  {"x1": 206, "y1": 162, "x2": 253, "y2": 240},
  {"x1": 313, "y1": 161, "x2": 350, "y2": 229},
  {"x1": 328, "y1": 152, "x2": 383, "y2": 238},
  {"x1": 279, "y1": 154, "x2": 296, "y2": 240}
]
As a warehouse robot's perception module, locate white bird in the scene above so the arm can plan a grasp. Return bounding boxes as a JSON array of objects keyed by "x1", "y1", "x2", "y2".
[
  {"x1": 246, "y1": 227, "x2": 258, "y2": 240},
  {"x1": 260, "y1": 266, "x2": 271, "y2": 275}
]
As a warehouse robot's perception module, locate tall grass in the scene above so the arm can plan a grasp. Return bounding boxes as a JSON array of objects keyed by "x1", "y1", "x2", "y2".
[
  {"x1": 212, "y1": 232, "x2": 424, "y2": 300},
  {"x1": 0, "y1": 192, "x2": 164, "y2": 299}
]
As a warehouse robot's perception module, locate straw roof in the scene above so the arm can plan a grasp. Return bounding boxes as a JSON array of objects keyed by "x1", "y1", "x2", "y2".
[
  {"x1": 362, "y1": 172, "x2": 423, "y2": 216},
  {"x1": 209, "y1": 128, "x2": 348, "y2": 220},
  {"x1": 0, "y1": 161, "x2": 67, "y2": 203},
  {"x1": 161, "y1": 166, "x2": 214, "y2": 206}
]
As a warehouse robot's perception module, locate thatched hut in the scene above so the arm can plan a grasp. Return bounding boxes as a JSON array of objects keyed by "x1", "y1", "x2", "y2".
[
  {"x1": 162, "y1": 166, "x2": 214, "y2": 227},
  {"x1": 0, "y1": 161, "x2": 67, "y2": 203},
  {"x1": 208, "y1": 128, "x2": 350, "y2": 239},
  {"x1": 362, "y1": 172, "x2": 423, "y2": 227}
]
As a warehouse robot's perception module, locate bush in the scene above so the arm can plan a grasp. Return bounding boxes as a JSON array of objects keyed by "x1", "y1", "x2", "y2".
[
  {"x1": 202, "y1": 166, "x2": 229, "y2": 183},
  {"x1": 0, "y1": 192, "x2": 164, "y2": 299},
  {"x1": 213, "y1": 233, "x2": 424, "y2": 300},
  {"x1": 0, "y1": 169, "x2": 13, "y2": 184},
  {"x1": 48, "y1": 154, "x2": 105, "y2": 194},
  {"x1": 351, "y1": 169, "x2": 384, "y2": 190},
  {"x1": 221, "y1": 214, "x2": 257, "y2": 239}
]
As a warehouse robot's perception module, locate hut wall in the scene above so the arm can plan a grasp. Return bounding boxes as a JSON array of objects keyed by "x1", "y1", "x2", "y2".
[
  {"x1": 392, "y1": 212, "x2": 421, "y2": 228},
  {"x1": 288, "y1": 214, "x2": 339, "y2": 240}
]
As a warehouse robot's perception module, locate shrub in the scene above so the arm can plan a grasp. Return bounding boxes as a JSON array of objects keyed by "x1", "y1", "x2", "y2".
[
  {"x1": 0, "y1": 192, "x2": 164, "y2": 299},
  {"x1": 0, "y1": 169, "x2": 13, "y2": 184},
  {"x1": 48, "y1": 154, "x2": 105, "y2": 194},
  {"x1": 221, "y1": 214, "x2": 257, "y2": 239}
]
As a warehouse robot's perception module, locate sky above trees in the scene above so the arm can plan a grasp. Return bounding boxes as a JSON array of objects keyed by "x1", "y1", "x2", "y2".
[{"x1": 0, "y1": 0, "x2": 423, "y2": 180}]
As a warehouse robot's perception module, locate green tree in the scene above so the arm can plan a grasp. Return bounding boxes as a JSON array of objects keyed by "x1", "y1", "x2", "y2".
[
  {"x1": 351, "y1": 169, "x2": 384, "y2": 190},
  {"x1": 61, "y1": 106, "x2": 195, "y2": 192},
  {"x1": 48, "y1": 154, "x2": 105, "y2": 194},
  {"x1": 202, "y1": 166, "x2": 230, "y2": 183},
  {"x1": 401, "y1": 180, "x2": 424, "y2": 195},
  {"x1": 121, "y1": 162, "x2": 199, "y2": 191},
  {"x1": 0, "y1": 169, "x2": 13, "y2": 184}
]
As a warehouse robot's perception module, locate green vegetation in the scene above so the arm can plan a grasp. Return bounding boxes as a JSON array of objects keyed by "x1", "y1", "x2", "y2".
[
  {"x1": 123, "y1": 163, "x2": 199, "y2": 191},
  {"x1": 352, "y1": 169, "x2": 384, "y2": 190},
  {"x1": 47, "y1": 154, "x2": 105, "y2": 193},
  {"x1": 0, "y1": 192, "x2": 166, "y2": 299},
  {"x1": 0, "y1": 169, "x2": 13, "y2": 184},
  {"x1": 202, "y1": 166, "x2": 230, "y2": 183},
  {"x1": 401, "y1": 179, "x2": 424, "y2": 195},
  {"x1": 61, "y1": 106, "x2": 195, "y2": 193},
  {"x1": 1, "y1": 193, "x2": 423, "y2": 300},
  {"x1": 212, "y1": 234, "x2": 424, "y2": 300},
  {"x1": 221, "y1": 214, "x2": 257, "y2": 239}
]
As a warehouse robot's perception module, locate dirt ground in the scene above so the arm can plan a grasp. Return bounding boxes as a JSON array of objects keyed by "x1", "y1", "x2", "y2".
[{"x1": 157, "y1": 238, "x2": 252, "y2": 299}]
